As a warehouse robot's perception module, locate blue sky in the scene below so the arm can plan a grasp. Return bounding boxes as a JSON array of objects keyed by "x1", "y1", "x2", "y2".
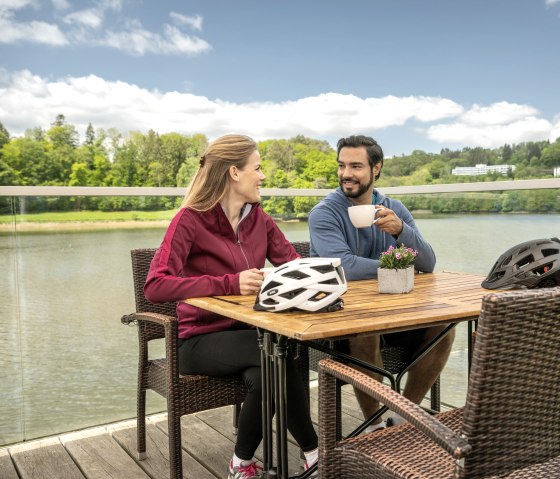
[{"x1": 1, "y1": 0, "x2": 560, "y2": 157}]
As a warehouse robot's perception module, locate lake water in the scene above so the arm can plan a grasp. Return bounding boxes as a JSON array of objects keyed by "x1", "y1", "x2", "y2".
[{"x1": 1, "y1": 214, "x2": 558, "y2": 445}]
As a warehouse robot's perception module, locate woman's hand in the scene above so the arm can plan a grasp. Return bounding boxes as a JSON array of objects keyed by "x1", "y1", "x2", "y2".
[{"x1": 239, "y1": 268, "x2": 265, "y2": 295}]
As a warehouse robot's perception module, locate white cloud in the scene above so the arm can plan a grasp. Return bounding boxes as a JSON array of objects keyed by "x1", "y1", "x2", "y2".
[
  {"x1": 427, "y1": 118, "x2": 552, "y2": 148},
  {"x1": 550, "y1": 115, "x2": 560, "y2": 142},
  {"x1": 460, "y1": 102, "x2": 540, "y2": 126},
  {"x1": 0, "y1": 1, "x2": 211, "y2": 56},
  {"x1": 426, "y1": 102, "x2": 553, "y2": 148},
  {"x1": 170, "y1": 11, "x2": 202, "y2": 30},
  {"x1": 0, "y1": 0, "x2": 36, "y2": 11},
  {"x1": 545, "y1": 0, "x2": 560, "y2": 6},
  {"x1": 98, "y1": 0, "x2": 122, "y2": 11},
  {"x1": 0, "y1": 10, "x2": 68, "y2": 45},
  {"x1": 100, "y1": 22, "x2": 211, "y2": 55},
  {"x1": 63, "y1": 8, "x2": 103, "y2": 28},
  {"x1": 51, "y1": 0, "x2": 70, "y2": 10},
  {"x1": 0, "y1": 70, "x2": 557, "y2": 151}
]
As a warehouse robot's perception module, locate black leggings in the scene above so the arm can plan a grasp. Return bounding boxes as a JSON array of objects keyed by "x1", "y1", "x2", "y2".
[{"x1": 178, "y1": 329, "x2": 318, "y2": 460}]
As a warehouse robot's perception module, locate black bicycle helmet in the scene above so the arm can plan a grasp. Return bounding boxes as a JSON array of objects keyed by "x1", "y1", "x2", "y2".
[{"x1": 481, "y1": 237, "x2": 560, "y2": 289}]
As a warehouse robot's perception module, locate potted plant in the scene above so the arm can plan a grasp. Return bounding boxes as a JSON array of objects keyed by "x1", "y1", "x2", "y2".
[{"x1": 377, "y1": 244, "x2": 418, "y2": 293}]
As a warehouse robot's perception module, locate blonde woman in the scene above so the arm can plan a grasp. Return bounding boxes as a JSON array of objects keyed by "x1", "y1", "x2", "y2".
[{"x1": 145, "y1": 134, "x2": 318, "y2": 478}]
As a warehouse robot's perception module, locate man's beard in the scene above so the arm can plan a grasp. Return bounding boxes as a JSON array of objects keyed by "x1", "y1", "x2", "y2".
[{"x1": 339, "y1": 172, "x2": 374, "y2": 199}]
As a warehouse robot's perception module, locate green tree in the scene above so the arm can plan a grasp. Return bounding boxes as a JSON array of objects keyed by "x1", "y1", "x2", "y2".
[
  {"x1": 427, "y1": 159, "x2": 448, "y2": 180},
  {"x1": 69, "y1": 162, "x2": 89, "y2": 186},
  {"x1": 539, "y1": 140, "x2": 560, "y2": 169},
  {"x1": 176, "y1": 156, "x2": 200, "y2": 187},
  {"x1": 1, "y1": 136, "x2": 49, "y2": 185},
  {"x1": 111, "y1": 142, "x2": 139, "y2": 186},
  {"x1": 300, "y1": 150, "x2": 338, "y2": 187},
  {"x1": 0, "y1": 121, "x2": 9, "y2": 151},
  {"x1": 133, "y1": 130, "x2": 162, "y2": 186},
  {"x1": 47, "y1": 114, "x2": 79, "y2": 149},
  {"x1": 85, "y1": 123, "x2": 95, "y2": 146},
  {"x1": 502, "y1": 144, "x2": 512, "y2": 162}
]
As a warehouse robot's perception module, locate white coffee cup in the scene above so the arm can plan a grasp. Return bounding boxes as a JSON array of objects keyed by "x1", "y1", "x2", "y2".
[{"x1": 348, "y1": 205, "x2": 384, "y2": 228}]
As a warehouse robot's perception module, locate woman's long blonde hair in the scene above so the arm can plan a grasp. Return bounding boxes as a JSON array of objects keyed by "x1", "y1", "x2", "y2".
[{"x1": 181, "y1": 134, "x2": 257, "y2": 211}]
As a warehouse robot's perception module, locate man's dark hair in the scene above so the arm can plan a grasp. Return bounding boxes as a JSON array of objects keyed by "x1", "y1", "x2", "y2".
[{"x1": 336, "y1": 135, "x2": 384, "y2": 180}]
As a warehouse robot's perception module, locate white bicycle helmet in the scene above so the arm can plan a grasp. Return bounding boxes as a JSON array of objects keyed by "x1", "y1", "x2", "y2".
[{"x1": 254, "y1": 258, "x2": 347, "y2": 313}]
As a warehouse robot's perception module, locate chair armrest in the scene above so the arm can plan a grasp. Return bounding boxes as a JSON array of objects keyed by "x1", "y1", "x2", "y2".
[
  {"x1": 121, "y1": 311, "x2": 176, "y2": 326},
  {"x1": 318, "y1": 358, "x2": 472, "y2": 459}
]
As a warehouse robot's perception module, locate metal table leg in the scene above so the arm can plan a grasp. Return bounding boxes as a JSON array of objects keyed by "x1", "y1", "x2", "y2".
[{"x1": 259, "y1": 329, "x2": 275, "y2": 478}]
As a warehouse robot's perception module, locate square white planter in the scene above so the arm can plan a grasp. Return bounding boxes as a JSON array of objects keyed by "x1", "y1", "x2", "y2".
[{"x1": 377, "y1": 266, "x2": 414, "y2": 294}]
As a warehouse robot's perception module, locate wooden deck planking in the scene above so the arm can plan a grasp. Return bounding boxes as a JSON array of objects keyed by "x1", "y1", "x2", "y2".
[
  {"x1": 9, "y1": 438, "x2": 84, "y2": 479},
  {"x1": 0, "y1": 447, "x2": 19, "y2": 479},
  {"x1": 1, "y1": 384, "x2": 369, "y2": 479},
  {"x1": 63, "y1": 434, "x2": 148, "y2": 479},
  {"x1": 112, "y1": 422, "x2": 215, "y2": 479}
]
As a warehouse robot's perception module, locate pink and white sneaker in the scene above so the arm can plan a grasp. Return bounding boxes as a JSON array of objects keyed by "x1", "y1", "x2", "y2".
[
  {"x1": 228, "y1": 459, "x2": 264, "y2": 479},
  {"x1": 304, "y1": 460, "x2": 318, "y2": 478}
]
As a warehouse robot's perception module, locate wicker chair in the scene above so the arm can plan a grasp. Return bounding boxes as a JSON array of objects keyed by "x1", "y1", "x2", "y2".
[
  {"x1": 291, "y1": 240, "x2": 441, "y2": 412},
  {"x1": 318, "y1": 287, "x2": 560, "y2": 479},
  {"x1": 121, "y1": 248, "x2": 248, "y2": 479}
]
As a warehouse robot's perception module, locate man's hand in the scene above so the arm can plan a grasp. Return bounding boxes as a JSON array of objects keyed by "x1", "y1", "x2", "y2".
[
  {"x1": 239, "y1": 268, "x2": 264, "y2": 295},
  {"x1": 374, "y1": 206, "x2": 404, "y2": 236}
]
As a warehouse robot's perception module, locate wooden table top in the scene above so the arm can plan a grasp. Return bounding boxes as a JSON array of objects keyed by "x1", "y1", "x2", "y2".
[{"x1": 186, "y1": 271, "x2": 489, "y2": 341}]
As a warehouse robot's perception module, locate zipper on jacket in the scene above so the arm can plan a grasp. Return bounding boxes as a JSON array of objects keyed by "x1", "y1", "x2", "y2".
[
  {"x1": 237, "y1": 239, "x2": 251, "y2": 270},
  {"x1": 234, "y1": 204, "x2": 253, "y2": 270}
]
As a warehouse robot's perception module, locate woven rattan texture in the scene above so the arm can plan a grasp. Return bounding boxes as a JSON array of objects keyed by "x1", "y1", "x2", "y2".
[
  {"x1": 127, "y1": 248, "x2": 248, "y2": 479},
  {"x1": 318, "y1": 287, "x2": 560, "y2": 479},
  {"x1": 126, "y1": 246, "x2": 313, "y2": 478}
]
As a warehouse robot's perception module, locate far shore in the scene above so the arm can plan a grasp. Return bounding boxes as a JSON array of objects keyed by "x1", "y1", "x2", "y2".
[
  {"x1": 0, "y1": 220, "x2": 172, "y2": 233},
  {"x1": 0, "y1": 218, "x2": 309, "y2": 233},
  {"x1": 0, "y1": 209, "x2": 543, "y2": 234}
]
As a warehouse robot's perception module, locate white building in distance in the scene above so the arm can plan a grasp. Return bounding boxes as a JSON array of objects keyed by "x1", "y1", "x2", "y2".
[{"x1": 451, "y1": 164, "x2": 516, "y2": 176}]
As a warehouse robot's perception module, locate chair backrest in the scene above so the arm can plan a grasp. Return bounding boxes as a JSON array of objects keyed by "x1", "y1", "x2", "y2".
[
  {"x1": 131, "y1": 248, "x2": 177, "y2": 317},
  {"x1": 460, "y1": 287, "x2": 560, "y2": 478},
  {"x1": 291, "y1": 241, "x2": 310, "y2": 258}
]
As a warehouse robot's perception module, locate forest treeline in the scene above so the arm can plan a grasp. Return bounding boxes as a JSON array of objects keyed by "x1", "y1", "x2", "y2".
[{"x1": 1, "y1": 115, "x2": 559, "y2": 217}]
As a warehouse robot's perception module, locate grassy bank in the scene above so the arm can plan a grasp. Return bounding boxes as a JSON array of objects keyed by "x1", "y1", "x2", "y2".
[
  {"x1": 0, "y1": 210, "x2": 176, "y2": 224},
  {"x1": 0, "y1": 210, "x2": 178, "y2": 232}
]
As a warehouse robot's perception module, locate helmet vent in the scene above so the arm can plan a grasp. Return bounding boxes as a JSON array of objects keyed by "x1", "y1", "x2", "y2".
[
  {"x1": 534, "y1": 262, "x2": 554, "y2": 276},
  {"x1": 310, "y1": 265, "x2": 334, "y2": 274},
  {"x1": 284, "y1": 270, "x2": 310, "y2": 280},
  {"x1": 309, "y1": 292, "x2": 328, "y2": 302},
  {"x1": 516, "y1": 254, "x2": 534, "y2": 269},
  {"x1": 262, "y1": 298, "x2": 279, "y2": 306},
  {"x1": 280, "y1": 287, "x2": 306, "y2": 300},
  {"x1": 542, "y1": 248, "x2": 560, "y2": 258},
  {"x1": 261, "y1": 280, "x2": 282, "y2": 293},
  {"x1": 501, "y1": 255, "x2": 513, "y2": 266}
]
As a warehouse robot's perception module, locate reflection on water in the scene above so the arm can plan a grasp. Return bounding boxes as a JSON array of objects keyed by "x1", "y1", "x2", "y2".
[{"x1": 1, "y1": 214, "x2": 558, "y2": 445}]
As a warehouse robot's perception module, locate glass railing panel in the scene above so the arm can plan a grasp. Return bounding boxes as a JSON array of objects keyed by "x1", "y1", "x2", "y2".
[
  {"x1": 2, "y1": 196, "x2": 170, "y2": 444},
  {"x1": 0, "y1": 196, "x2": 24, "y2": 445},
  {"x1": 1, "y1": 188, "x2": 558, "y2": 443}
]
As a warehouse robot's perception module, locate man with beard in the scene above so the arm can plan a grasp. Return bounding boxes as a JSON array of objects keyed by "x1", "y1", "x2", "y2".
[{"x1": 308, "y1": 134, "x2": 453, "y2": 432}]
